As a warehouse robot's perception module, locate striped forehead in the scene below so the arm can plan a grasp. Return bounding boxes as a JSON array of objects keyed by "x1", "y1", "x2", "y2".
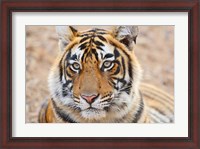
[{"x1": 69, "y1": 30, "x2": 116, "y2": 61}]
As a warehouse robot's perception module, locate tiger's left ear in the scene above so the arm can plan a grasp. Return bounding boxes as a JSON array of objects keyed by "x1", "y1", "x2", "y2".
[
  {"x1": 113, "y1": 26, "x2": 139, "y2": 50},
  {"x1": 56, "y1": 26, "x2": 78, "y2": 51}
]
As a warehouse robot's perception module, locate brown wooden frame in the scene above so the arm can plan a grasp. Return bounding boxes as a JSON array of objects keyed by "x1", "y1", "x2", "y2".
[{"x1": 0, "y1": 0, "x2": 199, "y2": 148}]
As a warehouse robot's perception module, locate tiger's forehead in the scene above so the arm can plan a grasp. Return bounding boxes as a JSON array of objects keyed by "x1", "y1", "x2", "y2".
[{"x1": 68, "y1": 28, "x2": 116, "y2": 61}]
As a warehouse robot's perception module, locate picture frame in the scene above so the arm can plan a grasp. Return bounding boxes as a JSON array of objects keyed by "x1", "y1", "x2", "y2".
[{"x1": 0, "y1": 0, "x2": 199, "y2": 149}]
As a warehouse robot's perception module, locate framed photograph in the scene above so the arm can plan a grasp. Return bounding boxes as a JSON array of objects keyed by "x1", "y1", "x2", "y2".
[{"x1": 1, "y1": 0, "x2": 199, "y2": 149}]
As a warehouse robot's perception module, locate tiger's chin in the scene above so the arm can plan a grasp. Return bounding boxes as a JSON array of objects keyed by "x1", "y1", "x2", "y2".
[{"x1": 81, "y1": 108, "x2": 106, "y2": 120}]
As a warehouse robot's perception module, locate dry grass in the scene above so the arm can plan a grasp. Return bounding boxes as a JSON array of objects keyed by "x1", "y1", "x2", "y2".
[{"x1": 25, "y1": 26, "x2": 174, "y2": 123}]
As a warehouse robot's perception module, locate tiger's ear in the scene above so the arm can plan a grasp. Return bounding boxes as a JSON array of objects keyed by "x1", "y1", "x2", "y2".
[
  {"x1": 113, "y1": 26, "x2": 139, "y2": 50},
  {"x1": 56, "y1": 26, "x2": 78, "y2": 51}
]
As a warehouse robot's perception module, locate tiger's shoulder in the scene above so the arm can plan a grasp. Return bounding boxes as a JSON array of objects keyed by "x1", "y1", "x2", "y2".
[{"x1": 140, "y1": 83, "x2": 174, "y2": 123}]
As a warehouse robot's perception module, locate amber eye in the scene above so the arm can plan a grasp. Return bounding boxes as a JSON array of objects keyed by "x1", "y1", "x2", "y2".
[
  {"x1": 103, "y1": 61, "x2": 113, "y2": 68},
  {"x1": 72, "y1": 62, "x2": 80, "y2": 70}
]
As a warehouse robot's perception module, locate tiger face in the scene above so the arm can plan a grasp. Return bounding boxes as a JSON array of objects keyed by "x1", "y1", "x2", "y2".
[{"x1": 49, "y1": 26, "x2": 142, "y2": 121}]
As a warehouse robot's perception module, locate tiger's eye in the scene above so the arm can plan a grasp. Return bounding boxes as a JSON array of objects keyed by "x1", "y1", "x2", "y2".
[
  {"x1": 72, "y1": 63, "x2": 80, "y2": 70},
  {"x1": 103, "y1": 61, "x2": 112, "y2": 68}
]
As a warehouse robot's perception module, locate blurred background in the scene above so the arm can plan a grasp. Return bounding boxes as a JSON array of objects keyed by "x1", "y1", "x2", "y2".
[{"x1": 26, "y1": 26, "x2": 174, "y2": 123}]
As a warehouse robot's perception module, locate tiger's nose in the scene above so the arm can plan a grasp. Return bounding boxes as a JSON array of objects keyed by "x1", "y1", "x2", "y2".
[{"x1": 81, "y1": 94, "x2": 99, "y2": 104}]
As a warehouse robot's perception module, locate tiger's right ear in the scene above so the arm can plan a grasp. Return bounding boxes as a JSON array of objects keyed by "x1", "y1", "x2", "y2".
[
  {"x1": 56, "y1": 26, "x2": 78, "y2": 51},
  {"x1": 112, "y1": 26, "x2": 139, "y2": 50}
]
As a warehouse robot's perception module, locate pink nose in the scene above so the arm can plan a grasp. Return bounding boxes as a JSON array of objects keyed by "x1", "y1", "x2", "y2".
[{"x1": 81, "y1": 94, "x2": 98, "y2": 104}]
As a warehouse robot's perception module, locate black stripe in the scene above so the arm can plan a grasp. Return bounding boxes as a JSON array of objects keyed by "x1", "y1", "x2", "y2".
[
  {"x1": 132, "y1": 91, "x2": 144, "y2": 123},
  {"x1": 120, "y1": 82, "x2": 132, "y2": 94},
  {"x1": 81, "y1": 49, "x2": 87, "y2": 62},
  {"x1": 51, "y1": 99, "x2": 77, "y2": 123},
  {"x1": 104, "y1": 53, "x2": 114, "y2": 59},
  {"x1": 112, "y1": 65, "x2": 120, "y2": 75},
  {"x1": 113, "y1": 60, "x2": 120, "y2": 65},
  {"x1": 59, "y1": 60, "x2": 63, "y2": 82},
  {"x1": 78, "y1": 42, "x2": 88, "y2": 50},
  {"x1": 121, "y1": 57, "x2": 126, "y2": 81},
  {"x1": 91, "y1": 49, "x2": 99, "y2": 61},
  {"x1": 70, "y1": 54, "x2": 77, "y2": 60},
  {"x1": 63, "y1": 61, "x2": 68, "y2": 82},
  {"x1": 109, "y1": 79, "x2": 116, "y2": 86},
  {"x1": 66, "y1": 50, "x2": 71, "y2": 60},
  {"x1": 82, "y1": 48, "x2": 89, "y2": 62},
  {"x1": 97, "y1": 35, "x2": 107, "y2": 42},
  {"x1": 94, "y1": 40, "x2": 104, "y2": 47},
  {"x1": 97, "y1": 46, "x2": 104, "y2": 51},
  {"x1": 80, "y1": 37, "x2": 89, "y2": 43},
  {"x1": 114, "y1": 48, "x2": 120, "y2": 58},
  {"x1": 128, "y1": 62, "x2": 133, "y2": 79}
]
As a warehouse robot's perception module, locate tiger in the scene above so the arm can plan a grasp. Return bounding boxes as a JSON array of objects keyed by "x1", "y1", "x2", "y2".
[{"x1": 38, "y1": 26, "x2": 174, "y2": 123}]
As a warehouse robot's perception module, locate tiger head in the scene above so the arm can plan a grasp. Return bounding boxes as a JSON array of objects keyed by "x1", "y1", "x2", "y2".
[{"x1": 49, "y1": 26, "x2": 142, "y2": 122}]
